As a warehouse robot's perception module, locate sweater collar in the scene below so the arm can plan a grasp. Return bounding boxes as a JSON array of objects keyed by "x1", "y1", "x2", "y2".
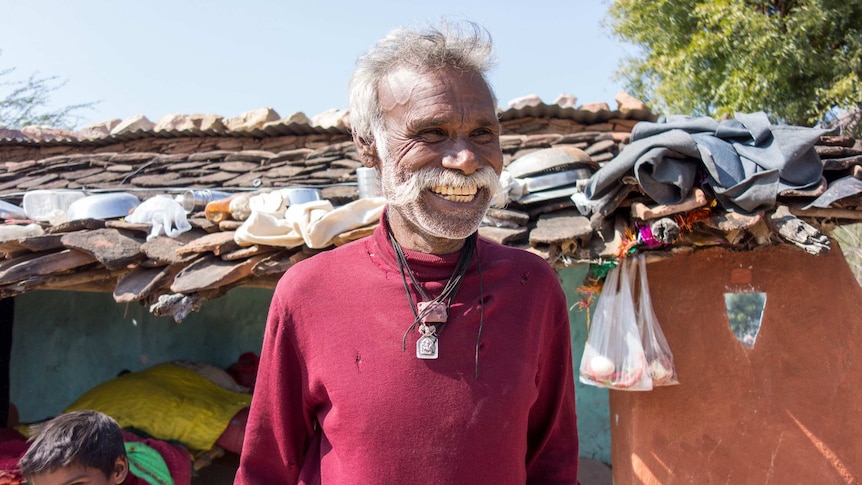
[{"x1": 368, "y1": 208, "x2": 477, "y2": 281}]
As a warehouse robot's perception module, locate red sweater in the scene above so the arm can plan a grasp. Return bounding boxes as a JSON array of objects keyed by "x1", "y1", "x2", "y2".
[{"x1": 236, "y1": 223, "x2": 579, "y2": 484}]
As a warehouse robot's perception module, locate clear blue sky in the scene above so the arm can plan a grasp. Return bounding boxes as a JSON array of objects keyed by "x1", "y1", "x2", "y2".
[{"x1": 0, "y1": 0, "x2": 632, "y2": 129}]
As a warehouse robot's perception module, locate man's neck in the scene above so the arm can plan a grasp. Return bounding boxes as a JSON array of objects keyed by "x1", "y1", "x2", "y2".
[{"x1": 387, "y1": 209, "x2": 466, "y2": 255}]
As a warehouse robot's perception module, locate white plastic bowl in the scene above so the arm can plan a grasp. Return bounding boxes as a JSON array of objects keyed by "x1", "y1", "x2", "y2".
[{"x1": 66, "y1": 193, "x2": 141, "y2": 221}]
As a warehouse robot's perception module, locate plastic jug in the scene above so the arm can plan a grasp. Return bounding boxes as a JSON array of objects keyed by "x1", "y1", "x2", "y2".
[{"x1": 22, "y1": 190, "x2": 86, "y2": 223}]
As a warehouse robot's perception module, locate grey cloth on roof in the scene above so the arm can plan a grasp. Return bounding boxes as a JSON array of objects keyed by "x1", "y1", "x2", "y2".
[
  {"x1": 804, "y1": 176, "x2": 862, "y2": 209},
  {"x1": 585, "y1": 112, "x2": 827, "y2": 214}
]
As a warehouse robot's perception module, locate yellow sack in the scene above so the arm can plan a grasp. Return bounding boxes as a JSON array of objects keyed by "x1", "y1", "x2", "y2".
[{"x1": 66, "y1": 363, "x2": 251, "y2": 454}]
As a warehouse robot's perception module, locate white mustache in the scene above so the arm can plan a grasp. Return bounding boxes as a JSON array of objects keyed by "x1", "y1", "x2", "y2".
[{"x1": 385, "y1": 165, "x2": 503, "y2": 207}]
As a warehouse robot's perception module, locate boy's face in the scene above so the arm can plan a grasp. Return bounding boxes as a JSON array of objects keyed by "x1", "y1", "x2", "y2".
[{"x1": 26, "y1": 458, "x2": 128, "y2": 485}]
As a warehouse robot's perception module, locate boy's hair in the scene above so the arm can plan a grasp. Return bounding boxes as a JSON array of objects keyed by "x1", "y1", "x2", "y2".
[{"x1": 18, "y1": 410, "x2": 126, "y2": 479}]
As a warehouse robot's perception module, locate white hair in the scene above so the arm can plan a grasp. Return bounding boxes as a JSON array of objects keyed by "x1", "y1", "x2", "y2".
[{"x1": 348, "y1": 19, "x2": 498, "y2": 145}]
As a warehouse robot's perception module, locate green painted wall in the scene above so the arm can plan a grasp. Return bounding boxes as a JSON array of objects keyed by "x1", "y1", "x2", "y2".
[
  {"x1": 10, "y1": 265, "x2": 610, "y2": 464},
  {"x1": 559, "y1": 265, "x2": 612, "y2": 464},
  {"x1": 10, "y1": 288, "x2": 272, "y2": 423}
]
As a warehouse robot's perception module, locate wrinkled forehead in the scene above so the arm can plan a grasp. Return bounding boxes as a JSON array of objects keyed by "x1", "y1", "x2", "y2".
[{"x1": 377, "y1": 66, "x2": 498, "y2": 122}]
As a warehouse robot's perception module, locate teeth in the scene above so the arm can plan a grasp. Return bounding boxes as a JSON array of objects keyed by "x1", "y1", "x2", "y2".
[
  {"x1": 429, "y1": 184, "x2": 479, "y2": 203},
  {"x1": 431, "y1": 184, "x2": 478, "y2": 196}
]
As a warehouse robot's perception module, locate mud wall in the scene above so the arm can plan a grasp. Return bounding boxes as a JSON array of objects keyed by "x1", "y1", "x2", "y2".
[{"x1": 611, "y1": 244, "x2": 861, "y2": 484}]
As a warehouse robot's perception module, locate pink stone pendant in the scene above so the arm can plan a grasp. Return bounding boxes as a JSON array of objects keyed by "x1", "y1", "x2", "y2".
[{"x1": 417, "y1": 301, "x2": 448, "y2": 323}]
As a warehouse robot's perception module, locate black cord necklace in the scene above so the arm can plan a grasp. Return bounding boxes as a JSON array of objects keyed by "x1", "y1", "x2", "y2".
[{"x1": 385, "y1": 214, "x2": 476, "y2": 360}]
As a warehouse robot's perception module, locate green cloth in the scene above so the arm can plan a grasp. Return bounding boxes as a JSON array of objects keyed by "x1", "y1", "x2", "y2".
[{"x1": 125, "y1": 442, "x2": 174, "y2": 485}]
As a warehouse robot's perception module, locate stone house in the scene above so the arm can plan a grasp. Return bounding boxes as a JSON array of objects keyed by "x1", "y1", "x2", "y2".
[{"x1": 1, "y1": 92, "x2": 861, "y2": 483}]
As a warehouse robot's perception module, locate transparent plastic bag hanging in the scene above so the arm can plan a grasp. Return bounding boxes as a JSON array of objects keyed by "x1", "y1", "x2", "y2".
[
  {"x1": 579, "y1": 260, "x2": 653, "y2": 391},
  {"x1": 633, "y1": 254, "x2": 679, "y2": 386}
]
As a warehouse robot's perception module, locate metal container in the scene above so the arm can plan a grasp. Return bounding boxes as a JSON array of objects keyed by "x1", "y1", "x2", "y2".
[
  {"x1": 181, "y1": 189, "x2": 231, "y2": 213},
  {"x1": 356, "y1": 167, "x2": 381, "y2": 198},
  {"x1": 522, "y1": 167, "x2": 594, "y2": 193},
  {"x1": 283, "y1": 188, "x2": 322, "y2": 205},
  {"x1": 0, "y1": 200, "x2": 28, "y2": 220}
]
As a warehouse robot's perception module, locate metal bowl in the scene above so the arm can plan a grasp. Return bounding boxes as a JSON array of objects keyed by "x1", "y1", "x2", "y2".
[
  {"x1": 66, "y1": 193, "x2": 141, "y2": 221},
  {"x1": 0, "y1": 200, "x2": 28, "y2": 220},
  {"x1": 283, "y1": 188, "x2": 322, "y2": 205}
]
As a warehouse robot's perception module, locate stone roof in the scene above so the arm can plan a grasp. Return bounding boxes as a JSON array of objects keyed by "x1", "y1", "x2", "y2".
[{"x1": 0, "y1": 91, "x2": 860, "y2": 322}]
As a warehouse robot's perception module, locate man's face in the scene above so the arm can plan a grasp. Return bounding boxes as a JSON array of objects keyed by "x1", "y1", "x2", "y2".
[
  {"x1": 374, "y1": 66, "x2": 503, "y2": 241},
  {"x1": 26, "y1": 461, "x2": 126, "y2": 485}
]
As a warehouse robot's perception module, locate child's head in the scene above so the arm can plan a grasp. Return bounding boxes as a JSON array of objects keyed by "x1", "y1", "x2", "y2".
[{"x1": 18, "y1": 410, "x2": 128, "y2": 485}]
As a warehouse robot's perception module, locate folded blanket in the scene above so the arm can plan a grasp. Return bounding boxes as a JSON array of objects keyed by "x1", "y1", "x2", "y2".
[{"x1": 586, "y1": 112, "x2": 827, "y2": 213}]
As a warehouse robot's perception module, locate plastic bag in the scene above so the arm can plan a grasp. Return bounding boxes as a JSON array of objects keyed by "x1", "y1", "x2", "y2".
[
  {"x1": 633, "y1": 255, "x2": 679, "y2": 386},
  {"x1": 579, "y1": 260, "x2": 653, "y2": 391},
  {"x1": 126, "y1": 195, "x2": 192, "y2": 241}
]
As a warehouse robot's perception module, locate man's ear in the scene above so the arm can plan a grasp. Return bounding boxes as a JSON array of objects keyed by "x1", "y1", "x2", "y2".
[
  {"x1": 111, "y1": 456, "x2": 129, "y2": 484},
  {"x1": 352, "y1": 131, "x2": 381, "y2": 168}
]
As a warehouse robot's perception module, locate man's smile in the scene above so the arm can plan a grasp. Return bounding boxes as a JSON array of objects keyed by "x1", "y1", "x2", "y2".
[{"x1": 430, "y1": 183, "x2": 479, "y2": 203}]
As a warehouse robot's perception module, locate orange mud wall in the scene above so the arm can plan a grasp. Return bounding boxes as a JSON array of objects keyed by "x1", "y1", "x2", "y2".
[{"x1": 611, "y1": 243, "x2": 861, "y2": 484}]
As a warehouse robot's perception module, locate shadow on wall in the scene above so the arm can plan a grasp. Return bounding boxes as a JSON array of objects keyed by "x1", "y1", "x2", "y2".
[{"x1": 10, "y1": 287, "x2": 272, "y2": 422}]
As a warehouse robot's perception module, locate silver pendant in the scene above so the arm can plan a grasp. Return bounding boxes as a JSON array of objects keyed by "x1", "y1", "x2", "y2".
[{"x1": 416, "y1": 324, "x2": 438, "y2": 359}]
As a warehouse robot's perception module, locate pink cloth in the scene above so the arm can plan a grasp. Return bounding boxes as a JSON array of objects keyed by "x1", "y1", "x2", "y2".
[
  {"x1": 236, "y1": 218, "x2": 579, "y2": 484},
  {"x1": 215, "y1": 407, "x2": 249, "y2": 455},
  {"x1": 0, "y1": 428, "x2": 27, "y2": 485}
]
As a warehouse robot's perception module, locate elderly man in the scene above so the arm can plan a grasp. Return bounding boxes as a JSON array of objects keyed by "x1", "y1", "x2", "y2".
[{"x1": 235, "y1": 20, "x2": 579, "y2": 484}]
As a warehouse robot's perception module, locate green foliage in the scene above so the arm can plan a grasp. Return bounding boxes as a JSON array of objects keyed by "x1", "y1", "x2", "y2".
[
  {"x1": 724, "y1": 292, "x2": 766, "y2": 347},
  {"x1": 607, "y1": 0, "x2": 862, "y2": 130},
  {"x1": 0, "y1": 52, "x2": 96, "y2": 130},
  {"x1": 832, "y1": 223, "x2": 862, "y2": 287}
]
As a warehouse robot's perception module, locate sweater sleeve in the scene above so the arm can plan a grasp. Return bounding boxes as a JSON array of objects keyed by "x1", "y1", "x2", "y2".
[
  {"x1": 525, "y1": 287, "x2": 580, "y2": 484},
  {"x1": 234, "y1": 287, "x2": 315, "y2": 485}
]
